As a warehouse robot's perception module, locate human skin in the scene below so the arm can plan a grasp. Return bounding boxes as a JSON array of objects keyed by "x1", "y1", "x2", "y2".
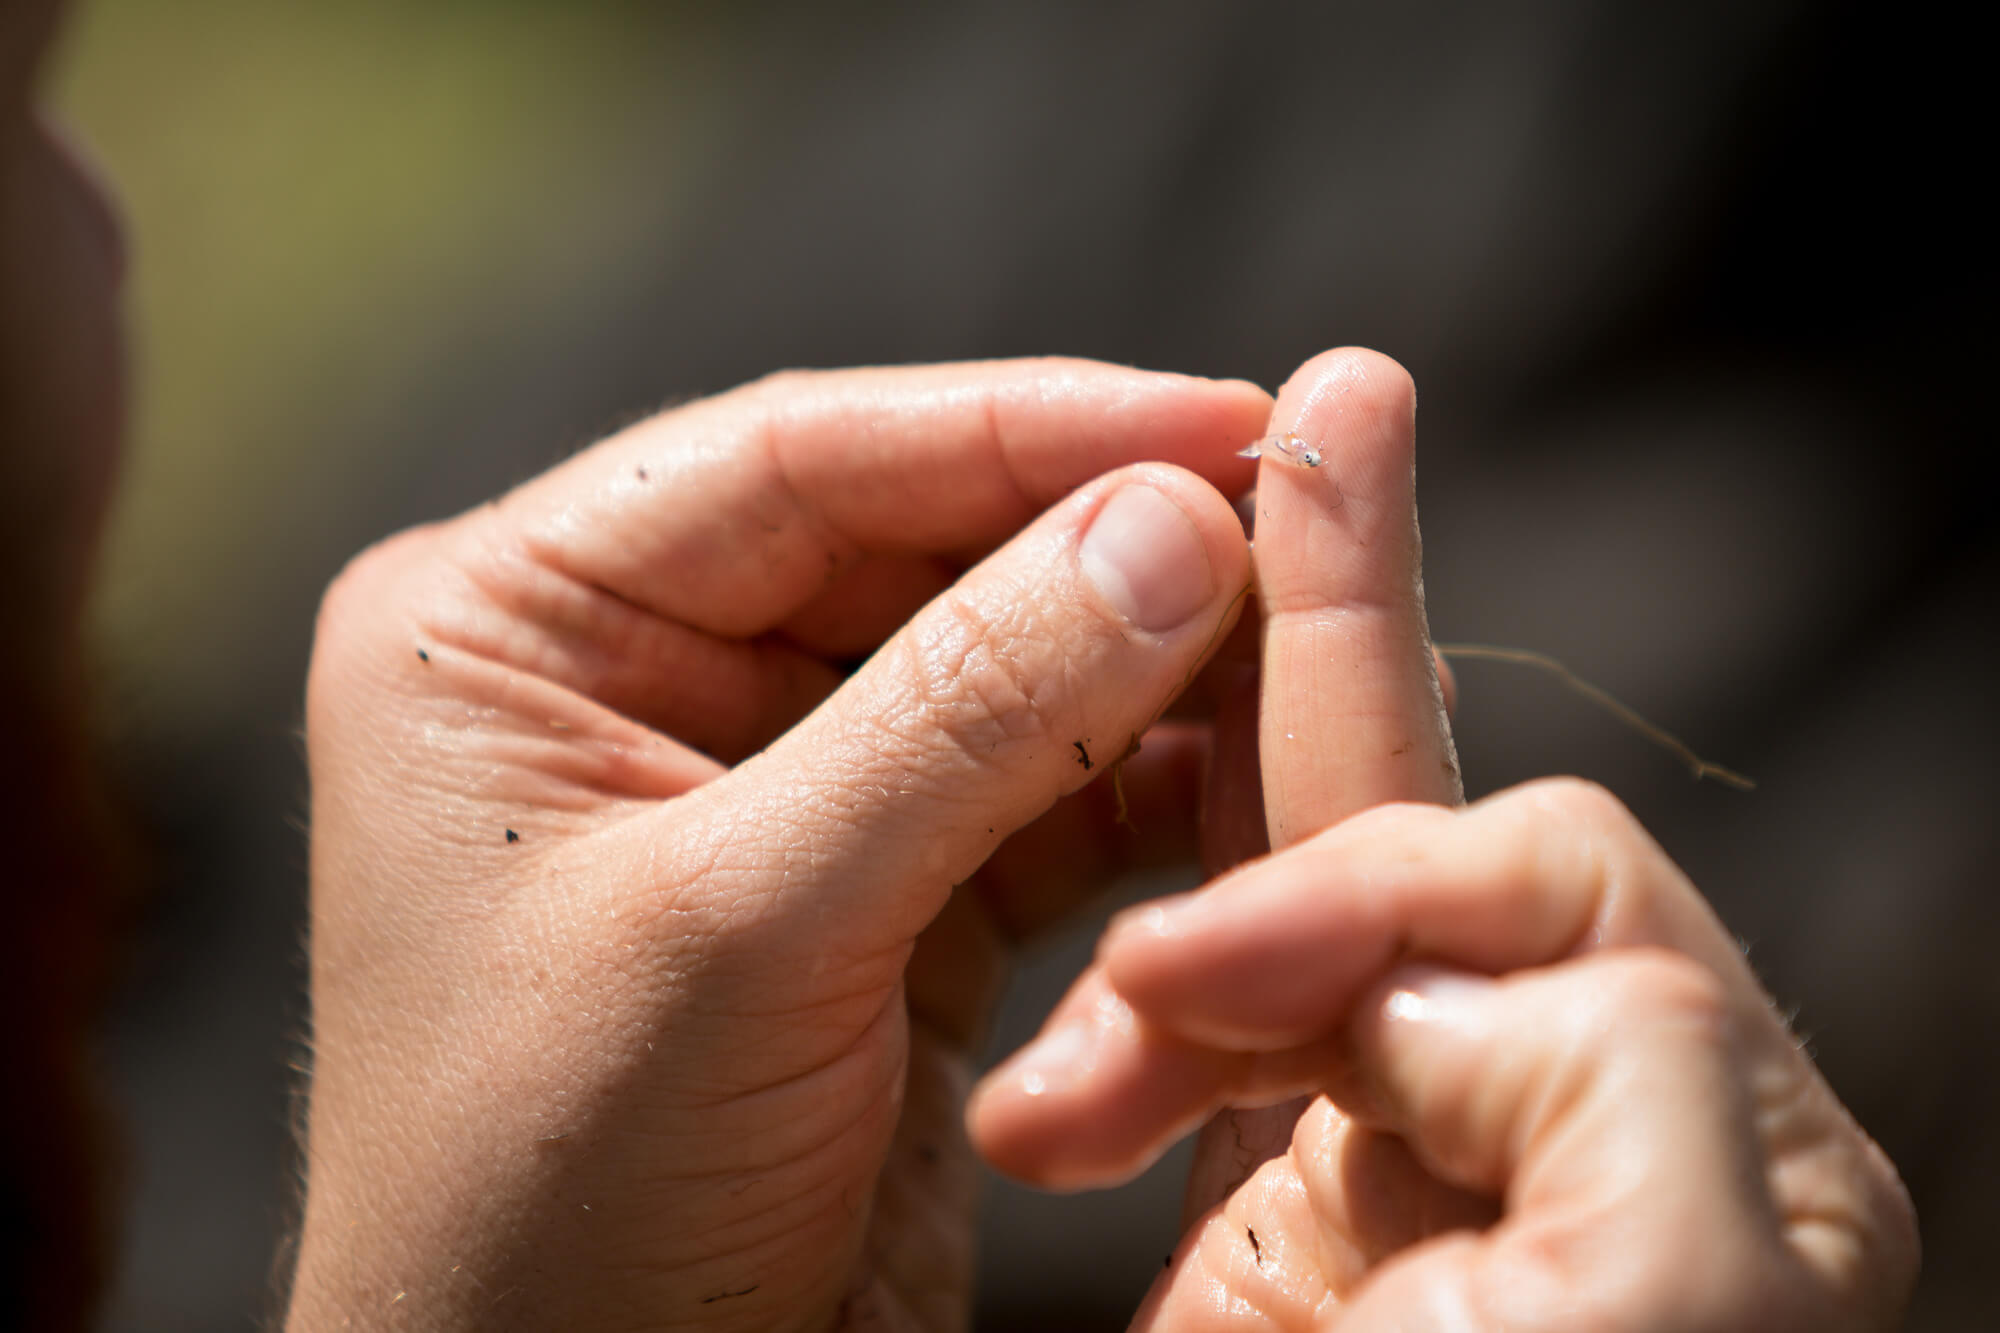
[
  {"x1": 291, "y1": 358, "x2": 1275, "y2": 1330},
  {"x1": 967, "y1": 351, "x2": 1920, "y2": 1330},
  {"x1": 295, "y1": 344, "x2": 1914, "y2": 1332},
  {"x1": 0, "y1": 0, "x2": 1916, "y2": 1322}
]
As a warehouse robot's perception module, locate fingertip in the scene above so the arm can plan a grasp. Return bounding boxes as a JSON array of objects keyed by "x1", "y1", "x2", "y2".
[
  {"x1": 1099, "y1": 884, "x2": 1355, "y2": 1052},
  {"x1": 1259, "y1": 346, "x2": 1421, "y2": 549},
  {"x1": 1272, "y1": 347, "x2": 1417, "y2": 449},
  {"x1": 1157, "y1": 373, "x2": 1271, "y2": 499},
  {"x1": 968, "y1": 973, "x2": 1234, "y2": 1190},
  {"x1": 1209, "y1": 375, "x2": 1278, "y2": 431},
  {"x1": 967, "y1": 1044, "x2": 1179, "y2": 1193}
]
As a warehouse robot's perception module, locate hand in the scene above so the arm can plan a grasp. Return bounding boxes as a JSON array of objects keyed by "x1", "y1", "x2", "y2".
[
  {"x1": 969, "y1": 352, "x2": 1918, "y2": 1330},
  {"x1": 288, "y1": 360, "x2": 1271, "y2": 1330}
]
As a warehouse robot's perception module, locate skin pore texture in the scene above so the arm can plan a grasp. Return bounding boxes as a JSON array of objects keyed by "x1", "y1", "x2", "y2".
[
  {"x1": 967, "y1": 353, "x2": 1914, "y2": 1332},
  {"x1": 291, "y1": 348, "x2": 1912, "y2": 1330},
  {"x1": 0, "y1": 1, "x2": 1921, "y2": 1325}
]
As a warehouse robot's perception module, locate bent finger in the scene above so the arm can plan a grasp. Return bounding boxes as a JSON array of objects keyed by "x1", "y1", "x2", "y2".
[
  {"x1": 974, "y1": 780, "x2": 1761, "y2": 1185},
  {"x1": 627, "y1": 463, "x2": 1252, "y2": 967},
  {"x1": 491, "y1": 359, "x2": 1268, "y2": 639},
  {"x1": 1103, "y1": 779, "x2": 1765, "y2": 1050},
  {"x1": 1329, "y1": 954, "x2": 1807, "y2": 1332}
]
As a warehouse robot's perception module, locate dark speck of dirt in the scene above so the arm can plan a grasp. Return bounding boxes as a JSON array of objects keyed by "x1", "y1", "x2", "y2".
[
  {"x1": 416, "y1": 648, "x2": 430, "y2": 662},
  {"x1": 1073, "y1": 740, "x2": 1093, "y2": 770},
  {"x1": 505, "y1": 828, "x2": 520, "y2": 844}
]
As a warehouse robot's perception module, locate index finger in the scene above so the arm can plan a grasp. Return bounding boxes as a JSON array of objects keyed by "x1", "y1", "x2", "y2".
[
  {"x1": 1178, "y1": 348, "x2": 1460, "y2": 1213},
  {"x1": 491, "y1": 359, "x2": 1270, "y2": 638},
  {"x1": 971, "y1": 780, "x2": 1768, "y2": 1188},
  {"x1": 1252, "y1": 347, "x2": 1460, "y2": 845}
]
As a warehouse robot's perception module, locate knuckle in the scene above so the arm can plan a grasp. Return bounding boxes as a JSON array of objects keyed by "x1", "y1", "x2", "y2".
[
  {"x1": 707, "y1": 369, "x2": 822, "y2": 447},
  {"x1": 1596, "y1": 948, "x2": 1732, "y2": 1032},
  {"x1": 889, "y1": 589, "x2": 1082, "y2": 764},
  {"x1": 1517, "y1": 776, "x2": 1655, "y2": 923},
  {"x1": 313, "y1": 535, "x2": 402, "y2": 665},
  {"x1": 1524, "y1": 776, "x2": 1634, "y2": 835},
  {"x1": 1521, "y1": 776, "x2": 1688, "y2": 941},
  {"x1": 735, "y1": 366, "x2": 820, "y2": 403},
  {"x1": 1335, "y1": 798, "x2": 1456, "y2": 841},
  {"x1": 307, "y1": 525, "x2": 439, "y2": 726}
]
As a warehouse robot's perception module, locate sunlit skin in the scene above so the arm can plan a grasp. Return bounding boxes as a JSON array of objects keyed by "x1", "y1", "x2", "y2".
[
  {"x1": 293, "y1": 346, "x2": 1914, "y2": 1330},
  {"x1": 293, "y1": 360, "x2": 1276, "y2": 1329},
  {"x1": 972, "y1": 353, "x2": 1917, "y2": 1330},
  {"x1": 2, "y1": 3, "x2": 1915, "y2": 1327}
]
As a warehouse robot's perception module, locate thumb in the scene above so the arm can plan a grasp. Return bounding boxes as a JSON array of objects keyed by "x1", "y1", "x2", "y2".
[{"x1": 623, "y1": 462, "x2": 1251, "y2": 968}]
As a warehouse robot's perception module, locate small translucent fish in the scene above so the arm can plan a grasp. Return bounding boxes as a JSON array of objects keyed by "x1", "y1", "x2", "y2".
[{"x1": 1237, "y1": 433, "x2": 1323, "y2": 468}]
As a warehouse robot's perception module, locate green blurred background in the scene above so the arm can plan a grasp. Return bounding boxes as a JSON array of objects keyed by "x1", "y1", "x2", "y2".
[{"x1": 64, "y1": 0, "x2": 732, "y2": 728}]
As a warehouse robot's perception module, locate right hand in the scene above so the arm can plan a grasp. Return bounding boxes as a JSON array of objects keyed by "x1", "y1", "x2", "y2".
[{"x1": 970, "y1": 350, "x2": 1918, "y2": 1331}]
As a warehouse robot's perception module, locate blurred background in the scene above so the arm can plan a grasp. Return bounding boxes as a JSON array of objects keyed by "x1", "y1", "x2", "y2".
[{"x1": 48, "y1": 0, "x2": 1986, "y2": 1328}]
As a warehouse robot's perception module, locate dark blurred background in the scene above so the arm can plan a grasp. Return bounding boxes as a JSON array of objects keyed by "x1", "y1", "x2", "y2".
[{"x1": 53, "y1": 0, "x2": 1987, "y2": 1328}]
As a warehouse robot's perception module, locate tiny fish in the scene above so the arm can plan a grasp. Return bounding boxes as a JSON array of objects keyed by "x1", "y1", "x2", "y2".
[{"x1": 1237, "y1": 433, "x2": 1323, "y2": 469}]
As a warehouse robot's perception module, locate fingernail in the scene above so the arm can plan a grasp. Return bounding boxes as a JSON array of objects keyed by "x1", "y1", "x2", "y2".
[{"x1": 1080, "y1": 484, "x2": 1215, "y2": 633}]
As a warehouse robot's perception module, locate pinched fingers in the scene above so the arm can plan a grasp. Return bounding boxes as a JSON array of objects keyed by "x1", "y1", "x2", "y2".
[
  {"x1": 969, "y1": 778, "x2": 1916, "y2": 1325},
  {"x1": 1181, "y1": 347, "x2": 1461, "y2": 1219},
  {"x1": 1320, "y1": 951, "x2": 1914, "y2": 1332},
  {"x1": 1124, "y1": 953, "x2": 1799, "y2": 1333},
  {"x1": 972, "y1": 781, "x2": 1687, "y2": 1184},
  {"x1": 498, "y1": 360, "x2": 1266, "y2": 638},
  {"x1": 427, "y1": 361, "x2": 1266, "y2": 756},
  {"x1": 1105, "y1": 780, "x2": 1758, "y2": 1048},
  {"x1": 318, "y1": 360, "x2": 1268, "y2": 766},
  {"x1": 618, "y1": 463, "x2": 1254, "y2": 976}
]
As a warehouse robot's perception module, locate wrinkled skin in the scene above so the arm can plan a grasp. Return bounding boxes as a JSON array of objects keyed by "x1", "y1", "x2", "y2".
[
  {"x1": 292, "y1": 358, "x2": 1275, "y2": 1330},
  {"x1": 972, "y1": 351, "x2": 1919, "y2": 1331},
  {"x1": 0, "y1": 1, "x2": 1917, "y2": 1325},
  {"x1": 294, "y1": 345, "x2": 1915, "y2": 1331}
]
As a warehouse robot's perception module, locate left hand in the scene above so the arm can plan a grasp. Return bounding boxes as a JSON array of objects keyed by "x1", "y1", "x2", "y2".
[{"x1": 290, "y1": 359, "x2": 1271, "y2": 1330}]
